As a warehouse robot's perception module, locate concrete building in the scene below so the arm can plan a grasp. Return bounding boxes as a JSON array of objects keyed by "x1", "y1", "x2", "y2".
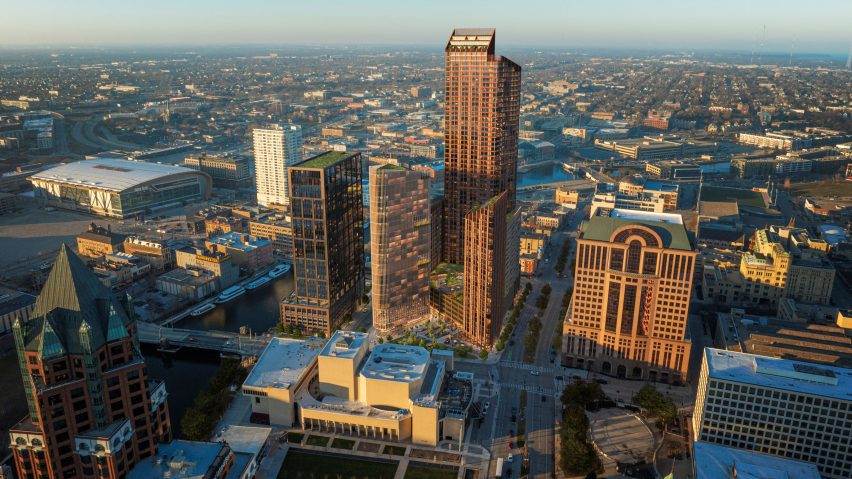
[
  {"x1": 8, "y1": 246, "x2": 171, "y2": 479},
  {"x1": 737, "y1": 131, "x2": 813, "y2": 151},
  {"x1": 155, "y1": 268, "x2": 218, "y2": 301},
  {"x1": 693, "y1": 348, "x2": 852, "y2": 479},
  {"x1": 184, "y1": 153, "x2": 252, "y2": 189},
  {"x1": 253, "y1": 124, "x2": 303, "y2": 207},
  {"x1": 174, "y1": 247, "x2": 240, "y2": 289},
  {"x1": 281, "y1": 152, "x2": 365, "y2": 337},
  {"x1": 701, "y1": 227, "x2": 835, "y2": 309},
  {"x1": 243, "y1": 331, "x2": 470, "y2": 448},
  {"x1": 555, "y1": 187, "x2": 580, "y2": 209},
  {"x1": 29, "y1": 158, "x2": 211, "y2": 219},
  {"x1": 692, "y1": 441, "x2": 821, "y2": 479},
  {"x1": 127, "y1": 440, "x2": 242, "y2": 479},
  {"x1": 248, "y1": 212, "x2": 293, "y2": 259},
  {"x1": 645, "y1": 160, "x2": 701, "y2": 180},
  {"x1": 76, "y1": 223, "x2": 126, "y2": 259},
  {"x1": 590, "y1": 191, "x2": 666, "y2": 217},
  {"x1": 462, "y1": 192, "x2": 508, "y2": 348},
  {"x1": 443, "y1": 28, "x2": 520, "y2": 264},
  {"x1": 429, "y1": 264, "x2": 464, "y2": 326},
  {"x1": 563, "y1": 209, "x2": 696, "y2": 383},
  {"x1": 369, "y1": 165, "x2": 431, "y2": 334},
  {"x1": 205, "y1": 232, "x2": 274, "y2": 272},
  {"x1": 122, "y1": 236, "x2": 173, "y2": 273},
  {"x1": 594, "y1": 136, "x2": 715, "y2": 161},
  {"x1": 617, "y1": 180, "x2": 679, "y2": 211}
]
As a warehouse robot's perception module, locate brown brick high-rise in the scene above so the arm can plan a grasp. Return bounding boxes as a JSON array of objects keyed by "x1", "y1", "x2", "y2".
[
  {"x1": 562, "y1": 210, "x2": 696, "y2": 383},
  {"x1": 442, "y1": 28, "x2": 521, "y2": 264},
  {"x1": 9, "y1": 245, "x2": 171, "y2": 479}
]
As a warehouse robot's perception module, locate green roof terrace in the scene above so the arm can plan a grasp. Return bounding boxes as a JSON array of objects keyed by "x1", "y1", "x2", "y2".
[{"x1": 295, "y1": 150, "x2": 358, "y2": 169}]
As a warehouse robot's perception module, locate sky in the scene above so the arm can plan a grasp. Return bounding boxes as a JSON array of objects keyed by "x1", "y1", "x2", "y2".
[{"x1": 1, "y1": 0, "x2": 850, "y2": 56}]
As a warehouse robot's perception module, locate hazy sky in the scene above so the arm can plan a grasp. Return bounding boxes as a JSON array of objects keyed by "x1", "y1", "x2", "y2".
[{"x1": 2, "y1": 0, "x2": 850, "y2": 55}]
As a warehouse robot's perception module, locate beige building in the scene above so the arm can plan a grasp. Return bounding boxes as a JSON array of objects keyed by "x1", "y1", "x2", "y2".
[
  {"x1": 76, "y1": 223, "x2": 125, "y2": 258},
  {"x1": 701, "y1": 227, "x2": 835, "y2": 309},
  {"x1": 563, "y1": 209, "x2": 696, "y2": 383},
  {"x1": 122, "y1": 236, "x2": 173, "y2": 272},
  {"x1": 243, "y1": 331, "x2": 470, "y2": 447},
  {"x1": 555, "y1": 187, "x2": 580, "y2": 209},
  {"x1": 617, "y1": 180, "x2": 678, "y2": 211},
  {"x1": 248, "y1": 212, "x2": 293, "y2": 259},
  {"x1": 369, "y1": 165, "x2": 431, "y2": 334}
]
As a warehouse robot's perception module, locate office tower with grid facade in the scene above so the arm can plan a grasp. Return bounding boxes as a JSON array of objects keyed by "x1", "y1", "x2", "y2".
[
  {"x1": 693, "y1": 348, "x2": 852, "y2": 479},
  {"x1": 253, "y1": 124, "x2": 302, "y2": 207},
  {"x1": 563, "y1": 209, "x2": 696, "y2": 383},
  {"x1": 369, "y1": 165, "x2": 431, "y2": 334},
  {"x1": 8, "y1": 245, "x2": 171, "y2": 479},
  {"x1": 442, "y1": 28, "x2": 521, "y2": 265},
  {"x1": 462, "y1": 192, "x2": 508, "y2": 348},
  {"x1": 281, "y1": 151, "x2": 365, "y2": 337}
]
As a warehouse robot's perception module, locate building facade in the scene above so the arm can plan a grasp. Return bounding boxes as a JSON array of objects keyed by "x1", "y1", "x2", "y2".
[
  {"x1": 462, "y1": 192, "x2": 508, "y2": 348},
  {"x1": 8, "y1": 246, "x2": 171, "y2": 479},
  {"x1": 693, "y1": 349, "x2": 852, "y2": 479},
  {"x1": 281, "y1": 152, "x2": 365, "y2": 336},
  {"x1": 442, "y1": 28, "x2": 520, "y2": 264},
  {"x1": 253, "y1": 124, "x2": 303, "y2": 207},
  {"x1": 184, "y1": 154, "x2": 251, "y2": 189},
  {"x1": 369, "y1": 165, "x2": 431, "y2": 334},
  {"x1": 563, "y1": 209, "x2": 696, "y2": 383},
  {"x1": 76, "y1": 223, "x2": 126, "y2": 259}
]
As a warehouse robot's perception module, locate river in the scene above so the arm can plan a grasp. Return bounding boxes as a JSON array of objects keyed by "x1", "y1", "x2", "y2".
[
  {"x1": 516, "y1": 162, "x2": 574, "y2": 187},
  {"x1": 141, "y1": 272, "x2": 294, "y2": 437}
]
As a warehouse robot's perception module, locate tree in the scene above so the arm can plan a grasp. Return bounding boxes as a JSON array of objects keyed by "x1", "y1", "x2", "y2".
[
  {"x1": 377, "y1": 337, "x2": 384, "y2": 344},
  {"x1": 478, "y1": 348, "x2": 489, "y2": 360}
]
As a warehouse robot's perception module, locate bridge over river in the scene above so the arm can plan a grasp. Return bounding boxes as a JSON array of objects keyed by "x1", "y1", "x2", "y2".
[{"x1": 137, "y1": 321, "x2": 270, "y2": 356}]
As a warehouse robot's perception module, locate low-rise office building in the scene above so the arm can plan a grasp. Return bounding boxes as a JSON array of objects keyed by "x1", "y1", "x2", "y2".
[
  {"x1": 248, "y1": 212, "x2": 293, "y2": 259},
  {"x1": 0, "y1": 287, "x2": 35, "y2": 335},
  {"x1": 693, "y1": 348, "x2": 852, "y2": 479},
  {"x1": 156, "y1": 267, "x2": 219, "y2": 300},
  {"x1": 184, "y1": 153, "x2": 252, "y2": 189},
  {"x1": 122, "y1": 236, "x2": 174, "y2": 272},
  {"x1": 205, "y1": 232, "x2": 274, "y2": 272},
  {"x1": 175, "y1": 247, "x2": 240, "y2": 289}
]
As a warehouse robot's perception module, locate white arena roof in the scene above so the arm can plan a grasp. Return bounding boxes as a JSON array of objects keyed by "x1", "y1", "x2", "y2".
[{"x1": 29, "y1": 158, "x2": 205, "y2": 193}]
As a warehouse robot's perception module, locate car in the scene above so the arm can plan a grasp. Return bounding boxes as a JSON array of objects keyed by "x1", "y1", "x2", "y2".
[
  {"x1": 555, "y1": 375, "x2": 564, "y2": 381},
  {"x1": 530, "y1": 370, "x2": 540, "y2": 376},
  {"x1": 507, "y1": 454, "x2": 514, "y2": 464},
  {"x1": 595, "y1": 378, "x2": 608, "y2": 384},
  {"x1": 508, "y1": 441, "x2": 514, "y2": 449},
  {"x1": 484, "y1": 401, "x2": 491, "y2": 411}
]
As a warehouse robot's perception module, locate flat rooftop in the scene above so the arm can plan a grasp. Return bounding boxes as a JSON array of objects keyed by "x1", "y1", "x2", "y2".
[
  {"x1": 212, "y1": 425, "x2": 271, "y2": 456},
  {"x1": 704, "y1": 348, "x2": 852, "y2": 402},
  {"x1": 360, "y1": 343, "x2": 430, "y2": 383},
  {"x1": 693, "y1": 441, "x2": 821, "y2": 479},
  {"x1": 320, "y1": 330, "x2": 368, "y2": 360},
  {"x1": 127, "y1": 440, "x2": 233, "y2": 479},
  {"x1": 243, "y1": 338, "x2": 324, "y2": 391}
]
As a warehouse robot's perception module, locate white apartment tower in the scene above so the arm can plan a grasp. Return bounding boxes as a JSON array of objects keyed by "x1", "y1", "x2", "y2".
[{"x1": 253, "y1": 124, "x2": 303, "y2": 207}]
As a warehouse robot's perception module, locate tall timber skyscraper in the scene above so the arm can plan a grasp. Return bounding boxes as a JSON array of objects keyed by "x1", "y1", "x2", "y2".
[
  {"x1": 369, "y1": 165, "x2": 431, "y2": 334},
  {"x1": 442, "y1": 29, "x2": 521, "y2": 265},
  {"x1": 9, "y1": 245, "x2": 171, "y2": 479},
  {"x1": 253, "y1": 124, "x2": 302, "y2": 207}
]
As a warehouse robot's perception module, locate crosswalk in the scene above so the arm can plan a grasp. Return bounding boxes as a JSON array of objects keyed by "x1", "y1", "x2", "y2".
[
  {"x1": 500, "y1": 382, "x2": 557, "y2": 396},
  {"x1": 499, "y1": 360, "x2": 558, "y2": 375}
]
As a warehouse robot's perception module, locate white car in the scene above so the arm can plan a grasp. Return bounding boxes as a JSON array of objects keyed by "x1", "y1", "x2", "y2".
[
  {"x1": 507, "y1": 454, "x2": 514, "y2": 464},
  {"x1": 530, "y1": 370, "x2": 540, "y2": 376}
]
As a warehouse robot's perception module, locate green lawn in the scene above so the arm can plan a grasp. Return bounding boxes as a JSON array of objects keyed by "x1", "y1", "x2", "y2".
[
  {"x1": 701, "y1": 186, "x2": 766, "y2": 208},
  {"x1": 285, "y1": 432, "x2": 303, "y2": 444},
  {"x1": 403, "y1": 462, "x2": 459, "y2": 479},
  {"x1": 278, "y1": 450, "x2": 398, "y2": 479},
  {"x1": 331, "y1": 438, "x2": 356, "y2": 450},
  {"x1": 786, "y1": 181, "x2": 852, "y2": 198},
  {"x1": 383, "y1": 445, "x2": 407, "y2": 456},
  {"x1": 304, "y1": 435, "x2": 330, "y2": 447}
]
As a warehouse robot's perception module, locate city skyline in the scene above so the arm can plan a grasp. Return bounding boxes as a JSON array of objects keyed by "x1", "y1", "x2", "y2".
[{"x1": 1, "y1": 1, "x2": 851, "y2": 56}]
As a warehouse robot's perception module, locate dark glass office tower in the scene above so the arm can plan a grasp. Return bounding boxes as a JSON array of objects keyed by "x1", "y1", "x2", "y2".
[{"x1": 281, "y1": 151, "x2": 365, "y2": 337}]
